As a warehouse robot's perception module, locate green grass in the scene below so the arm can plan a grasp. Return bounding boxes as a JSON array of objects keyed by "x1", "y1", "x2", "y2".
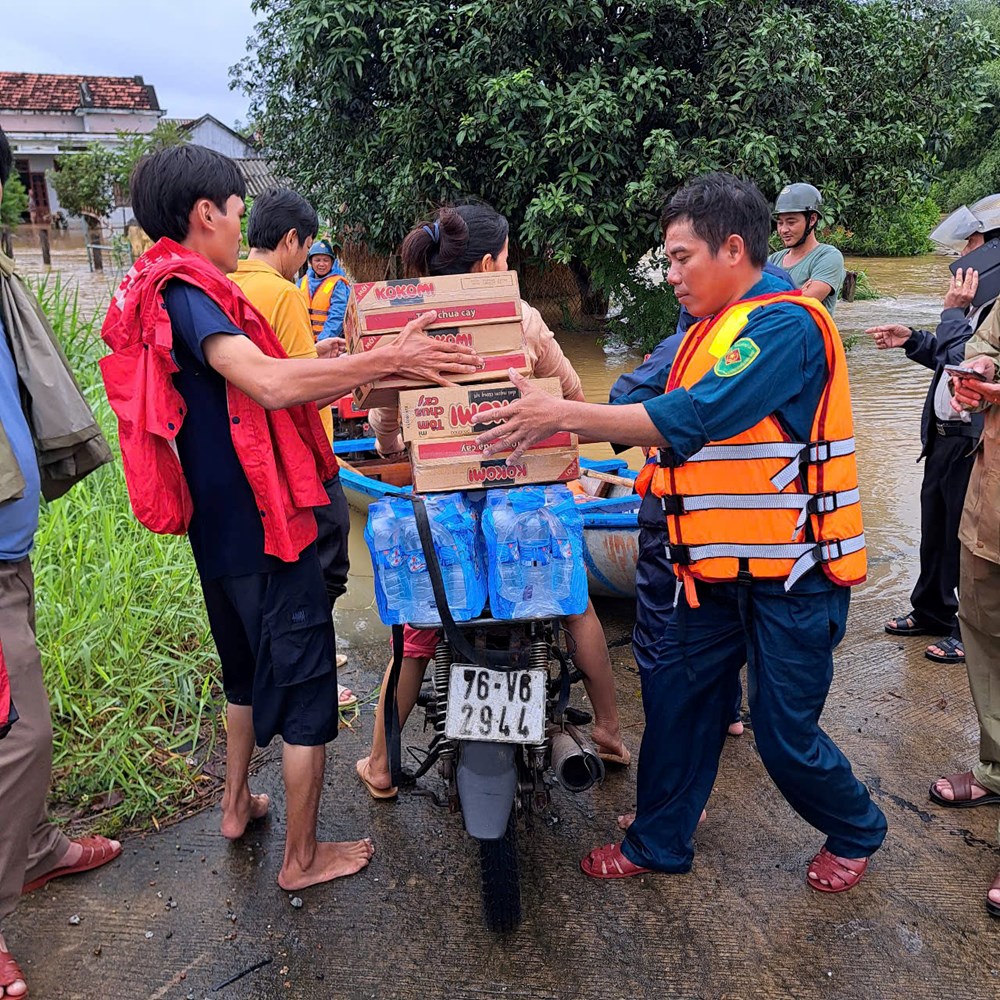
[{"x1": 28, "y1": 276, "x2": 222, "y2": 833}]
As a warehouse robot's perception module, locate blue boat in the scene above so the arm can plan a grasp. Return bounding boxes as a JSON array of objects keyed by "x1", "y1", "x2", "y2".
[{"x1": 333, "y1": 438, "x2": 640, "y2": 600}]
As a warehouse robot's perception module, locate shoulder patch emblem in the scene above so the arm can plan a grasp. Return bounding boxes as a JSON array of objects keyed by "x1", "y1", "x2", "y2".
[{"x1": 713, "y1": 337, "x2": 760, "y2": 378}]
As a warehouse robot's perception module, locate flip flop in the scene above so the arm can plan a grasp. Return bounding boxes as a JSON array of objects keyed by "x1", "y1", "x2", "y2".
[
  {"x1": 806, "y1": 847, "x2": 868, "y2": 893},
  {"x1": 22, "y1": 835, "x2": 121, "y2": 895},
  {"x1": 338, "y1": 684, "x2": 359, "y2": 709},
  {"x1": 597, "y1": 746, "x2": 631, "y2": 767},
  {"x1": 355, "y1": 757, "x2": 397, "y2": 800},
  {"x1": 0, "y1": 948, "x2": 27, "y2": 998},
  {"x1": 925, "y1": 636, "x2": 965, "y2": 664},
  {"x1": 928, "y1": 770, "x2": 1000, "y2": 808},
  {"x1": 580, "y1": 842, "x2": 652, "y2": 879},
  {"x1": 884, "y1": 614, "x2": 928, "y2": 636}
]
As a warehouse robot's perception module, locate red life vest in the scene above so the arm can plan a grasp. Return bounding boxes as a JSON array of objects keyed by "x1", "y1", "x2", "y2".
[{"x1": 100, "y1": 238, "x2": 337, "y2": 563}]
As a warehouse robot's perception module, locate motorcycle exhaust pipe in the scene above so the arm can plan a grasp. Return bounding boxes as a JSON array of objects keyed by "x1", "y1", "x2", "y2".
[{"x1": 550, "y1": 725, "x2": 605, "y2": 792}]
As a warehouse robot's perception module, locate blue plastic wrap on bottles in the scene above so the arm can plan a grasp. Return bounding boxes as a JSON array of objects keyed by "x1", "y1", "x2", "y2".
[
  {"x1": 365, "y1": 493, "x2": 487, "y2": 625},
  {"x1": 482, "y1": 484, "x2": 588, "y2": 619}
]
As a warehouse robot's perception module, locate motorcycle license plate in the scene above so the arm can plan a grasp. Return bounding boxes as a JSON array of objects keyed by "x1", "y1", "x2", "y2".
[{"x1": 444, "y1": 665, "x2": 546, "y2": 744}]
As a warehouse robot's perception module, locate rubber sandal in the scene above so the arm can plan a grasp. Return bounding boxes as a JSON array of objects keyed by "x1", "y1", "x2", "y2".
[
  {"x1": 806, "y1": 846, "x2": 868, "y2": 893},
  {"x1": 925, "y1": 636, "x2": 965, "y2": 664},
  {"x1": 338, "y1": 684, "x2": 359, "y2": 709},
  {"x1": 22, "y1": 835, "x2": 121, "y2": 895},
  {"x1": 987, "y1": 872, "x2": 1000, "y2": 917},
  {"x1": 928, "y1": 770, "x2": 1000, "y2": 808},
  {"x1": 580, "y1": 842, "x2": 651, "y2": 879},
  {"x1": 355, "y1": 758, "x2": 397, "y2": 800},
  {"x1": 884, "y1": 614, "x2": 928, "y2": 636},
  {"x1": 0, "y1": 948, "x2": 27, "y2": 998}
]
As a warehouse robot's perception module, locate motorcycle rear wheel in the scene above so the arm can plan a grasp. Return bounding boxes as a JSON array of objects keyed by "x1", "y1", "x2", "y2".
[{"x1": 477, "y1": 811, "x2": 521, "y2": 933}]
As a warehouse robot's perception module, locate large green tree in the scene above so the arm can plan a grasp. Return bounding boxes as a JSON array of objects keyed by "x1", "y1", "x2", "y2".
[{"x1": 235, "y1": 0, "x2": 992, "y2": 314}]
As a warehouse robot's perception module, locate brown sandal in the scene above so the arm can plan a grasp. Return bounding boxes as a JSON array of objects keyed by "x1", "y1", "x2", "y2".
[
  {"x1": 988, "y1": 873, "x2": 1000, "y2": 918},
  {"x1": 0, "y1": 948, "x2": 28, "y2": 998},
  {"x1": 806, "y1": 847, "x2": 869, "y2": 893},
  {"x1": 928, "y1": 771, "x2": 1000, "y2": 809}
]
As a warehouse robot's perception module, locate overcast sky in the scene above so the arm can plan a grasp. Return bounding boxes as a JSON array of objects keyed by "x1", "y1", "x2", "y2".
[{"x1": 1, "y1": 0, "x2": 259, "y2": 126}]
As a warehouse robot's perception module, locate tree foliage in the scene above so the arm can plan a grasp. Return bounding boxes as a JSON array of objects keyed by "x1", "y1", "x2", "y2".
[
  {"x1": 235, "y1": 0, "x2": 994, "y2": 320},
  {"x1": 49, "y1": 121, "x2": 188, "y2": 229},
  {"x1": 0, "y1": 174, "x2": 29, "y2": 227}
]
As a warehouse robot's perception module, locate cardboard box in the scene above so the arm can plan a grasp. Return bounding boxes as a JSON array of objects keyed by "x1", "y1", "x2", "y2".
[
  {"x1": 347, "y1": 322, "x2": 525, "y2": 357},
  {"x1": 353, "y1": 350, "x2": 532, "y2": 410},
  {"x1": 345, "y1": 272, "x2": 522, "y2": 339},
  {"x1": 398, "y1": 378, "x2": 563, "y2": 443},
  {"x1": 411, "y1": 447, "x2": 580, "y2": 493}
]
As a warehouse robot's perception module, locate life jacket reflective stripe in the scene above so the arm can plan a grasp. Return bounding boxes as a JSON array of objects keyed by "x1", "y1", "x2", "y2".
[
  {"x1": 299, "y1": 274, "x2": 348, "y2": 337},
  {"x1": 637, "y1": 290, "x2": 865, "y2": 600}
]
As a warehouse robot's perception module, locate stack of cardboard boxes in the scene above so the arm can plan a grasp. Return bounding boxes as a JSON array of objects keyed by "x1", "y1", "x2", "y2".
[{"x1": 344, "y1": 272, "x2": 580, "y2": 492}]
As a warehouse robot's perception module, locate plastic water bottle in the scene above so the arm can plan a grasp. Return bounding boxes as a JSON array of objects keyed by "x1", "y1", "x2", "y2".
[
  {"x1": 365, "y1": 493, "x2": 487, "y2": 625},
  {"x1": 483, "y1": 485, "x2": 587, "y2": 619}
]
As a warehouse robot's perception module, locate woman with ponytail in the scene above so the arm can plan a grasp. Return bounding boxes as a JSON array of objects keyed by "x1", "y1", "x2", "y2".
[{"x1": 357, "y1": 203, "x2": 629, "y2": 799}]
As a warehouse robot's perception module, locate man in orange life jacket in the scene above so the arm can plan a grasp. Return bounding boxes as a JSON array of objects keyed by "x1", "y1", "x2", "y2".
[{"x1": 476, "y1": 172, "x2": 887, "y2": 891}]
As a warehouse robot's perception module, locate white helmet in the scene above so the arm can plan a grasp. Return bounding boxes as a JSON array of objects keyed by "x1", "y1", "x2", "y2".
[{"x1": 930, "y1": 194, "x2": 1000, "y2": 249}]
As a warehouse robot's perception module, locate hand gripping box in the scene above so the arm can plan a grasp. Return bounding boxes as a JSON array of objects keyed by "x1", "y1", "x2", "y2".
[{"x1": 397, "y1": 378, "x2": 563, "y2": 443}]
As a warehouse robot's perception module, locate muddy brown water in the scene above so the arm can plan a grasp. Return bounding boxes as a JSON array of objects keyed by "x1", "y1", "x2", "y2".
[{"x1": 9, "y1": 236, "x2": 953, "y2": 647}]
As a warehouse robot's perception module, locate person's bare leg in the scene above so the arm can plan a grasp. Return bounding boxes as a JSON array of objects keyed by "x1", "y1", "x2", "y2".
[
  {"x1": 565, "y1": 603, "x2": 627, "y2": 759},
  {"x1": 0, "y1": 931, "x2": 27, "y2": 998},
  {"x1": 356, "y1": 656, "x2": 428, "y2": 792},
  {"x1": 220, "y1": 703, "x2": 269, "y2": 840},
  {"x1": 278, "y1": 743, "x2": 373, "y2": 890}
]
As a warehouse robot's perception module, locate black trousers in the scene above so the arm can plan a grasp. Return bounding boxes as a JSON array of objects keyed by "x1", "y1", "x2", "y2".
[
  {"x1": 910, "y1": 432, "x2": 976, "y2": 637},
  {"x1": 315, "y1": 475, "x2": 351, "y2": 612}
]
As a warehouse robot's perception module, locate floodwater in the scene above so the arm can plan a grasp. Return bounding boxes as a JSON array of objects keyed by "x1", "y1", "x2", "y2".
[{"x1": 9, "y1": 234, "x2": 953, "y2": 644}]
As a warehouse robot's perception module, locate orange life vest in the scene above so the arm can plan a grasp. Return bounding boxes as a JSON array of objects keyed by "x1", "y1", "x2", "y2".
[
  {"x1": 299, "y1": 274, "x2": 348, "y2": 338},
  {"x1": 635, "y1": 290, "x2": 866, "y2": 605}
]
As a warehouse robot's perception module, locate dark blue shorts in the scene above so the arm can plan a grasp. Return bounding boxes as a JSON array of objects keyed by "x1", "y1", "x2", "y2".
[{"x1": 199, "y1": 543, "x2": 338, "y2": 747}]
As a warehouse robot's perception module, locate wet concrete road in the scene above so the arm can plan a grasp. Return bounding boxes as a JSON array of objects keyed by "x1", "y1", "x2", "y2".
[{"x1": 9, "y1": 590, "x2": 1000, "y2": 1000}]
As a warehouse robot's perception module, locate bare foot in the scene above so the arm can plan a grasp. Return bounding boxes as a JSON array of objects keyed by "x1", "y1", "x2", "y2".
[
  {"x1": 0, "y1": 932, "x2": 27, "y2": 998},
  {"x1": 221, "y1": 791, "x2": 270, "y2": 840},
  {"x1": 616, "y1": 810, "x2": 706, "y2": 831},
  {"x1": 728, "y1": 719, "x2": 744, "y2": 736},
  {"x1": 277, "y1": 839, "x2": 375, "y2": 891},
  {"x1": 989, "y1": 871, "x2": 1000, "y2": 912},
  {"x1": 355, "y1": 756, "x2": 396, "y2": 797}
]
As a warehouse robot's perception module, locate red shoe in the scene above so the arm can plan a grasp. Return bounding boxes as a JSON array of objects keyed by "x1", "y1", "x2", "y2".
[
  {"x1": 806, "y1": 846, "x2": 868, "y2": 893},
  {"x1": 0, "y1": 947, "x2": 28, "y2": 997},
  {"x1": 22, "y1": 835, "x2": 121, "y2": 895},
  {"x1": 580, "y1": 842, "x2": 652, "y2": 879}
]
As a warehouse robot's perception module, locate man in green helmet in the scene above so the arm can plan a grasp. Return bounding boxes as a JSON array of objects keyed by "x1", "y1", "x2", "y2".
[{"x1": 769, "y1": 182, "x2": 846, "y2": 314}]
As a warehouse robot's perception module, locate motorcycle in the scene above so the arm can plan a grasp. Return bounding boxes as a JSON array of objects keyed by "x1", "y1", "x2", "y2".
[{"x1": 384, "y1": 495, "x2": 604, "y2": 933}]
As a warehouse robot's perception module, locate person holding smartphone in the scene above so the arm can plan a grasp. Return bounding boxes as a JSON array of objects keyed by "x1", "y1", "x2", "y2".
[{"x1": 866, "y1": 197, "x2": 1000, "y2": 664}]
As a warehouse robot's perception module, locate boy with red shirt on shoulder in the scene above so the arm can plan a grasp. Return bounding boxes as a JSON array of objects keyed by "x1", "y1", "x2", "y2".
[{"x1": 100, "y1": 145, "x2": 481, "y2": 891}]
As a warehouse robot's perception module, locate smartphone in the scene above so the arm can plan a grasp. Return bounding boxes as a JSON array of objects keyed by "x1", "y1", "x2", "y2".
[
  {"x1": 944, "y1": 364, "x2": 989, "y2": 382},
  {"x1": 950, "y1": 237, "x2": 1000, "y2": 308}
]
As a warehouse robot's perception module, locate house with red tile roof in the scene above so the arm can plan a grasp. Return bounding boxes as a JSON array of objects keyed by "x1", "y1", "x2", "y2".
[{"x1": 0, "y1": 72, "x2": 163, "y2": 225}]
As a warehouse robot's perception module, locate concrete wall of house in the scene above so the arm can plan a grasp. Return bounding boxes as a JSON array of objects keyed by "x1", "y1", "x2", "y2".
[
  {"x1": 187, "y1": 120, "x2": 252, "y2": 159},
  {"x1": 0, "y1": 111, "x2": 81, "y2": 133},
  {"x1": 81, "y1": 111, "x2": 160, "y2": 134}
]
